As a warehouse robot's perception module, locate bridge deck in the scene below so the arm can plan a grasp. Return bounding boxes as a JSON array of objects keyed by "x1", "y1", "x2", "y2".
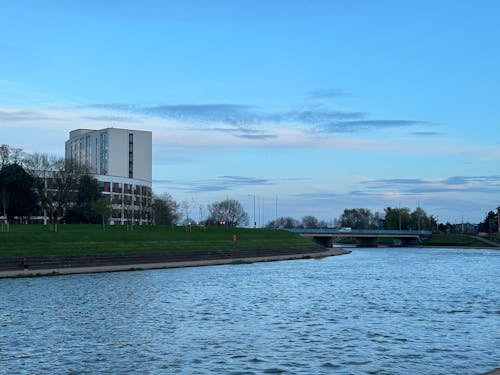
[{"x1": 287, "y1": 229, "x2": 432, "y2": 238}]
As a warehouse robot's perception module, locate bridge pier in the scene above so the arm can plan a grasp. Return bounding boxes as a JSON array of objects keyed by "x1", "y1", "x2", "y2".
[
  {"x1": 355, "y1": 237, "x2": 378, "y2": 247},
  {"x1": 311, "y1": 236, "x2": 333, "y2": 247},
  {"x1": 393, "y1": 237, "x2": 421, "y2": 246}
]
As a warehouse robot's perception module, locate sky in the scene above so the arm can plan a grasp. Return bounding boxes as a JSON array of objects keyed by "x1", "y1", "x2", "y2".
[{"x1": 1, "y1": 0, "x2": 499, "y2": 225}]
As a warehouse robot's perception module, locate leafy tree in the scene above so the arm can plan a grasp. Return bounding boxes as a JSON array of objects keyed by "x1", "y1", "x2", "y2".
[
  {"x1": 265, "y1": 216, "x2": 300, "y2": 229},
  {"x1": 152, "y1": 193, "x2": 180, "y2": 225},
  {"x1": 384, "y1": 207, "x2": 411, "y2": 230},
  {"x1": 479, "y1": 210, "x2": 497, "y2": 233},
  {"x1": 207, "y1": 199, "x2": 249, "y2": 227},
  {"x1": 63, "y1": 175, "x2": 102, "y2": 223},
  {"x1": 339, "y1": 208, "x2": 377, "y2": 229},
  {"x1": 301, "y1": 215, "x2": 319, "y2": 229},
  {"x1": 77, "y1": 175, "x2": 101, "y2": 204},
  {"x1": 0, "y1": 163, "x2": 37, "y2": 224},
  {"x1": 384, "y1": 206, "x2": 434, "y2": 230},
  {"x1": 410, "y1": 206, "x2": 430, "y2": 231}
]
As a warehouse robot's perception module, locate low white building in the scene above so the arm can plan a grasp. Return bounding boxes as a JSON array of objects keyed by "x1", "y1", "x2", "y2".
[{"x1": 65, "y1": 127, "x2": 153, "y2": 225}]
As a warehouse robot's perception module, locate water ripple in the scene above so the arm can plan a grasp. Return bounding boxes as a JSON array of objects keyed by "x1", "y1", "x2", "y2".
[{"x1": 0, "y1": 247, "x2": 499, "y2": 374}]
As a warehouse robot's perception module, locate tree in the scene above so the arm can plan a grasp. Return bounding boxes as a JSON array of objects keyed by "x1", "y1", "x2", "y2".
[
  {"x1": 207, "y1": 199, "x2": 249, "y2": 227},
  {"x1": 410, "y1": 206, "x2": 430, "y2": 231},
  {"x1": 0, "y1": 144, "x2": 23, "y2": 167},
  {"x1": 0, "y1": 163, "x2": 37, "y2": 225},
  {"x1": 339, "y1": 208, "x2": 376, "y2": 229},
  {"x1": 25, "y1": 155, "x2": 90, "y2": 228},
  {"x1": 24, "y1": 152, "x2": 63, "y2": 229},
  {"x1": 92, "y1": 197, "x2": 111, "y2": 230},
  {"x1": 479, "y1": 211, "x2": 497, "y2": 233},
  {"x1": 52, "y1": 159, "x2": 88, "y2": 226},
  {"x1": 383, "y1": 206, "x2": 435, "y2": 231},
  {"x1": 63, "y1": 174, "x2": 102, "y2": 223},
  {"x1": 301, "y1": 215, "x2": 319, "y2": 229},
  {"x1": 384, "y1": 207, "x2": 411, "y2": 230},
  {"x1": 265, "y1": 216, "x2": 300, "y2": 229},
  {"x1": 152, "y1": 193, "x2": 180, "y2": 225}
]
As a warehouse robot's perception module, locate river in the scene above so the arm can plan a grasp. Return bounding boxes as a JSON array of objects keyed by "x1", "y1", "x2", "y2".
[{"x1": 0, "y1": 247, "x2": 498, "y2": 374}]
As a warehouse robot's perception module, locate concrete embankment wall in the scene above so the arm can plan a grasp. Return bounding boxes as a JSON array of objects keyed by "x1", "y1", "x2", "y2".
[{"x1": 0, "y1": 247, "x2": 331, "y2": 272}]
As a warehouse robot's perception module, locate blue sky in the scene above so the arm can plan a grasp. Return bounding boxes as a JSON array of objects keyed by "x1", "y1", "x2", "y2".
[{"x1": 1, "y1": 0, "x2": 499, "y2": 225}]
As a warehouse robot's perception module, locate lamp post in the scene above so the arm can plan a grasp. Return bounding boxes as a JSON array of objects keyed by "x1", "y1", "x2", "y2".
[
  {"x1": 249, "y1": 195, "x2": 256, "y2": 228},
  {"x1": 253, "y1": 195, "x2": 256, "y2": 228}
]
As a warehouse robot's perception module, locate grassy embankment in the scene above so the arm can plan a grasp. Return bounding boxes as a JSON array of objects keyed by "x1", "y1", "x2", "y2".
[
  {"x1": 421, "y1": 234, "x2": 496, "y2": 247},
  {"x1": 0, "y1": 224, "x2": 319, "y2": 258},
  {"x1": 334, "y1": 234, "x2": 496, "y2": 247}
]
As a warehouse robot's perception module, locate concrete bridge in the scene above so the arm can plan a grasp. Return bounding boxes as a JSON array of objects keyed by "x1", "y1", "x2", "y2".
[{"x1": 287, "y1": 228, "x2": 432, "y2": 247}]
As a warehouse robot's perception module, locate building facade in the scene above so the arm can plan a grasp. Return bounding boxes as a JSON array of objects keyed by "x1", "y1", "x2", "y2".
[{"x1": 65, "y1": 128, "x2": 153, "y2": 225}]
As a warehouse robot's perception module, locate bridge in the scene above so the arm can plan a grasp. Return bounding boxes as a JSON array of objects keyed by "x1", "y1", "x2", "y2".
[{"x1": 286, "y1": 228, "x2": 432, "y2": 247}]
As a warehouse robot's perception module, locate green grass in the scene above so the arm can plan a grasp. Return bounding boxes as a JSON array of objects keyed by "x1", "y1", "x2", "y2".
[
  {"x1": 422, "y1": 234, "x2": 492, "y2": 247},
  {"x1": 0, "y1": 224, "x2": 318, "y2": 258}
]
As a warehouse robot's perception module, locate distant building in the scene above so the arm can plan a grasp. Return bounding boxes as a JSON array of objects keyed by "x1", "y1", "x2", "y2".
[{"x1": 65, "y1": 128, "x2": 153, "y2": 225}]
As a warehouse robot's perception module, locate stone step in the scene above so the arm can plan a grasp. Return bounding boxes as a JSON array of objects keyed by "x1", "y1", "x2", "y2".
[{"x1": 0, "y1": 247, "x2": 322, "y2": 271}]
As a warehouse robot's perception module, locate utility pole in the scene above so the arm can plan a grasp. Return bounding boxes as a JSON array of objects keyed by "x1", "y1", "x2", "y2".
[
  {"x1": 275, "y1": 195, "x2": 278, "y2": 224},
  {"x1": 398, "y1": 203, "x2": 402, "y2": 230},
  {"x1": 253, "y1": 195, "x2": 256, "y2": 228}
]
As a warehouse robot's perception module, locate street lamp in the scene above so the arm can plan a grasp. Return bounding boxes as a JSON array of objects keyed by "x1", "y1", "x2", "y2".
[{"x1": 248, "y1": 195, "x2": 256, "y2": 228}]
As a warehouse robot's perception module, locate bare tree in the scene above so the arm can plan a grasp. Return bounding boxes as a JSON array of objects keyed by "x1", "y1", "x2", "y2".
[
  {"x1": 24, "y1": 153, "x2": 59, "y2": 228},
  {"x1": 265, "y1": 216, "x2": 300, "y2": 229},
  {"x1": 207, "y1": 199, "x2": 249, "y2": 227}
]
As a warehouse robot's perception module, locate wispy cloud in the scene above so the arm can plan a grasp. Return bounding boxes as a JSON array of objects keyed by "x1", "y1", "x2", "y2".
[
  {"x1": 82, "y1": 115, "x2": 139, "y2": 123},
  {"x1": 363, "y1": 178, "x2": 429, "y2": 185},
  {"x1": 0, "y1": 110, "x2": 55, "y2": 121},
  {"x1": 361, "y1": 175, "x2": 500, "y2": 195},
  {"x1": 319, "y1": 120, "x2": 426, "y2": 133},
  {"x1": 157, "y1": 175, "x2": 275, "y2": 194},
  {"x1": 411, "y1": 131, "x2": 441, "y2": 136},
  {"x1": 278, "y1": 109, "x2": 365, "y2": 123},
  {"x1": 308, "y1": 89, "x2": 351, "y2": 99},
  {"x1": 144, "y1": 104, "x2": 258, "y2": 125},
  {"x1": 235, "y1": 133, "x2": 277, "y2": 140},
  {"x1": 83, "y1": 102, "x2": 424, "y2": 136},
  {"x1": 219, "y1": 176, "x2": 272, "y2": 186}
]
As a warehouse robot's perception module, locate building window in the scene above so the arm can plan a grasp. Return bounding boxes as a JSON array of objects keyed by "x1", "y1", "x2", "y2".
[
  {"x1": 85, "y1": 135, "x2": 91, "y2": 167},
  {"x1": 100, "y1": 132, "x2": 108, "y2": 175},
  {"x1": 128, "y1": 133, "x2": 133, "y2": 178}
]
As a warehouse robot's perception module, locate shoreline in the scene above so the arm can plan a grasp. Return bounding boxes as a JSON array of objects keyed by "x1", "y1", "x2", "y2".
[{"x1": 0, "y1": 248, "x2": 351, "y2": 279}]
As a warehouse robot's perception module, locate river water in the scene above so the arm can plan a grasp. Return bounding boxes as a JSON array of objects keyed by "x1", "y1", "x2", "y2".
[{"x1": 0, "y1": 247, "x2": 498, "y2": 374}]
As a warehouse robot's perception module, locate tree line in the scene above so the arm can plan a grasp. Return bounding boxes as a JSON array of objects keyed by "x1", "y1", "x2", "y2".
[
  {"x1": 265, "y1": 207, "x2": 438, "y2": 231},
  {"x1": 2, "y1": 144, "x2": 498, "y2": 232},
  {"x1": 0, "y1": 145, "x2": 113, "y2": 230},
  {"x1": 0, "y1": 144, "x2": 249, "y2": 229}
]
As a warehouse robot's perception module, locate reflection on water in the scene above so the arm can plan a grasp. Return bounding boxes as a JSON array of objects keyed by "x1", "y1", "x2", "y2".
[{"x1": 1, "y1": 247, "x2": 498, "y2": 374}]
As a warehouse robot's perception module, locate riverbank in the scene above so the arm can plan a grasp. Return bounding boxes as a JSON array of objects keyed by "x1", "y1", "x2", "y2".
[
  {"x1": 0, "y1": 224, "x2": 320, "y2": 257},
  {"x1": 421, "y1": 233, "x2": 500, "y2": 248},
  {"x1": 0, "y1": 248, "x2": 350, "y2": 278}
]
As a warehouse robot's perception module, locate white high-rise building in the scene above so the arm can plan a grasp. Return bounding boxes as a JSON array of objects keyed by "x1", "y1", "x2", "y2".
[{"x1": 65, "y1": 128, "x2": 153, "y2": 225}]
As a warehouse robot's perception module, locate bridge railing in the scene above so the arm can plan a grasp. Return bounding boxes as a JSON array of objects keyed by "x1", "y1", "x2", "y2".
[{"x1": 286, "y1": 228, "x2": 432, "y2": 235}]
